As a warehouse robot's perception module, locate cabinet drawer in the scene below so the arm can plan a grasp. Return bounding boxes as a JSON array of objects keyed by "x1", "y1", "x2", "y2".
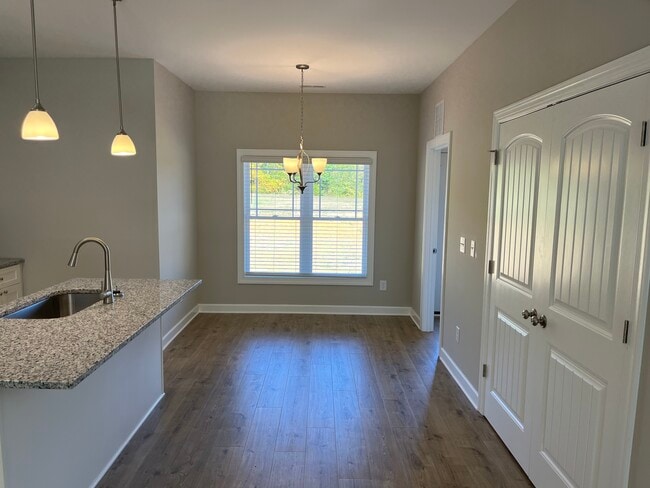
[
  {"x1": 0, "y1": 283, "x2": 22, "y2": 305},
  {"x1": 0, "y1": 265, "x2": 21, "y2": 289}
]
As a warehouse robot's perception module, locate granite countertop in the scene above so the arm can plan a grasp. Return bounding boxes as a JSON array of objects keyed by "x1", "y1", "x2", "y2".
[
  {"x1": 0, "y1": 258, "x2": 24, "y2": 270},
  {"x1": 0, "y1": 278, "x2": 201, "y2": 389}
]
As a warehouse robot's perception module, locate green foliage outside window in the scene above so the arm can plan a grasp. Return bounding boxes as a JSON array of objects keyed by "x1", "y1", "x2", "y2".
[{"x1": 252, "y1": 162, "x2": 364, "y2": 198}]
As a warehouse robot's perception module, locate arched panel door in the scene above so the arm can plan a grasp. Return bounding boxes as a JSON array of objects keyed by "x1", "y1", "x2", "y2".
[
  {"x1": 484, "y1": 108, "x2": 550, "y2": 472},
  {"x1": 528, "y1": 74, "x2": 650, "y2": 488}
]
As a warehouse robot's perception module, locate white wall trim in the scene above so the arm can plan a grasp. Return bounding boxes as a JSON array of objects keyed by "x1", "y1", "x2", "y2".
[
  {"x1": 480, "y1": 45, "x2": 650, "y2": 485},
  {"x1": 420, "y1": 132, "x2": 451, "y2": 334},
  {"x1": 90, "y1": 393, "x2": 164, "y2": 488},
  {"x1": 440, "y1": 347, "x2": 479, "y2": 409},
  {"x1": 494, "y1": 45, "x2": 650, "y2": 124},
  {"x1": 162, "y1": 305, "x2": 199, "y2": 350},
  {"x1": 199, "y1": 303, "x2": 413, "y2": 317},
  {"x1": 409, "y1": 308, "x2": 422, "y2": 329}
]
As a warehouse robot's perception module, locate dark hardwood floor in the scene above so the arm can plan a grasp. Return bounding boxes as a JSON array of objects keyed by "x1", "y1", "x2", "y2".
[{"x1": 99, "y1": 313, "x2": 532, "y2": 487}]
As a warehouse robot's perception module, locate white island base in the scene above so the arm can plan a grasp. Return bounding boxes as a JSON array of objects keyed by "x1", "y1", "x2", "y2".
[{"x1": 0, "y1": 319, "x2": 164, "y2": 488}]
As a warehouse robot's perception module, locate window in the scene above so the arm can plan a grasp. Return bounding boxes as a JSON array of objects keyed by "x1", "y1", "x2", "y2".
[{"x1": 237, "y1": 150, "x2": 376, "y2": 285}]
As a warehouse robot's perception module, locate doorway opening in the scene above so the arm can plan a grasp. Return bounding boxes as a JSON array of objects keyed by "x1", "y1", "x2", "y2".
[{"x1": 420, "y1": 133, "x2": 451, "y2": 333}]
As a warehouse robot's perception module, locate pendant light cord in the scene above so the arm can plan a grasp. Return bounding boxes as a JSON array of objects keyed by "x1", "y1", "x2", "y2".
[
  {"x1": 29, "y1": 0, "x2": 41, "y2": 107},
  {"x1": 112, "y1": 0, "x2": 125, "y2": 132}
]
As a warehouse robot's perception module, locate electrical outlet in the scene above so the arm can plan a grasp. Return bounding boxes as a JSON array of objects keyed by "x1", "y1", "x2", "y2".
[
  {"x1": 460, "y1": 236, "x2": 466, "y2": 254},
  {"x1": 470, "y1": 240, "x2": 476, "y2": 258},
  {"x1": 379, "y1": 280, "x2": 387, "y2": 291},
  {"x1": 456, "y1": 325, "x2": 461, "y2": 343}
]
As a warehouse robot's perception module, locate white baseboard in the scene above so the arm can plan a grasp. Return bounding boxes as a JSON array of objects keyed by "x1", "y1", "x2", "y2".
[
  {"x1": 198, "y1": 303, "x2": 413, "y2": 316},
  {"x1": 409, "y1": 308, "x2": 421, "y2": 329},
  {"x1": 90, "y1": 393, "x2": 164, "y2": 488},
  {"x1": 162, "y1": 305, "x2": 199, "y2": 350},
  {"x1": 439, "y1": 347, "x2": 479, "y2": 409}
]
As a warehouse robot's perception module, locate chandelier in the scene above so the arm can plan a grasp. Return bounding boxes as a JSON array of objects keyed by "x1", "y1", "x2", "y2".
[{"x1": 283, "y1": 64, "x2": 327, "y2": 193}]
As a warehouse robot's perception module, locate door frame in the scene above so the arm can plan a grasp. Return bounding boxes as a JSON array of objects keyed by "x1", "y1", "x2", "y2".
[
  {"x1": 420, "y1": 132, "x2": 452, "y2": 333},
  {"x1": 479, "y1": 45, "x2": 650, "y2": 486}
]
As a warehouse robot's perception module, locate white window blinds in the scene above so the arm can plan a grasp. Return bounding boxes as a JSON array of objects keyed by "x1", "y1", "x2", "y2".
[{"x1": 241, "y1": 156, "x2": 373, "y2": 281}]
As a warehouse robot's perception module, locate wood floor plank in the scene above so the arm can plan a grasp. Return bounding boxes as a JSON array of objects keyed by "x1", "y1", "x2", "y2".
[
  {"x1": 226, "y1": 407, "x2": 282, "y2": 487},
  {"x1": 99, "y1": 314, "x2": 532, "y2": 488},
  {"x1": 305, "y1": 427, "x2": 338, "y2": 488},
  {"x1": 276, "y1": 375, "x2": 310, "y2": 452},
  {"x1": 360, "y1": 406, "x2": 409, "y2": 484},
  {"x1": 333, "y1": 389, "x2": 372, "y2": 480},
  {"x1": 269, "y1": 451, "x2": 305, "y2": 488},
  {"x1": 348, "y1": 352, "x2": 384, "y2": 410},
  {"x1": 331, "y1": 342, "x2": 356, "y2": 391},
  {"x1": 308, "y1": 362, "x2": 335, "y2": 428},
  {"x1": 257, "y1": 350, "x2": 292, "y2": 408}
]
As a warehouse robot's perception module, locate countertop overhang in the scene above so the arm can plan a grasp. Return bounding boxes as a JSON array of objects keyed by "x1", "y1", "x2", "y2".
[{"x1": 0, "y1": 278, "x2": 201, "y2": 389}]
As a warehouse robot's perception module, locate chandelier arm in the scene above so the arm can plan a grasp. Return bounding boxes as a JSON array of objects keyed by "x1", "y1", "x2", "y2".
[{"x1": 301, "y1": 173, "x2": 321, "y2": 186}]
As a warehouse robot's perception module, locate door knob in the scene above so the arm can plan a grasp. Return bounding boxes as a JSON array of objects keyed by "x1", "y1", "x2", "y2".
[
  {"x1": 531, "y1": 314, "x2": 547, "y2": 328},
  {"x1": 522, "y1": 308, "x2": 538, "y2": 320}
]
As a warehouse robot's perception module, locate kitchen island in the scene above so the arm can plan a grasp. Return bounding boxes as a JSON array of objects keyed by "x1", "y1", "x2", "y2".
[{"x1": 0, "y1": 278, "x2": 200, "y2": 488}]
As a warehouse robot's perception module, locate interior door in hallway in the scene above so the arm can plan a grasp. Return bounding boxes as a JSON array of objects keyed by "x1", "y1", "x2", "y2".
[
  {"x1": 527, "y1": 74, "x2": 650, "y2": 488},
  {"x1": 484, "y1": 107, "x2": 551, "y2": 472}
]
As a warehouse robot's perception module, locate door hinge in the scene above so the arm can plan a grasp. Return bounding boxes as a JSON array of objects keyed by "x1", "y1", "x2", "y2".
[
  {"x1": 482, "y1": 364, "x2": 488, "y2": 378},
  {"x1": 490, "y1": 149, "x2": 499, "y2": 165},
  {"x1": 488, "y1": 260, "x2": 495, "y2": 274},
  {"x1": 623, "y1": 320, "x2": 630, "y2": 344},
  {"x1": 642, "y1": 121, "x2": 648, "y2": 147}
]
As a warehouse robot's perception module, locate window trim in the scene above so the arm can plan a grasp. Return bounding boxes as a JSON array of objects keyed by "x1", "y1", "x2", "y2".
[{"x1": 236, "y1": 149, "x2": 377, "y2": 286}]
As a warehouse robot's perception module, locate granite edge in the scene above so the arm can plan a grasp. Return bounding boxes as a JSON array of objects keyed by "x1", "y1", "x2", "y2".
[{"x1": 0, "y1": 279, "x2": 201, "y2": 389}]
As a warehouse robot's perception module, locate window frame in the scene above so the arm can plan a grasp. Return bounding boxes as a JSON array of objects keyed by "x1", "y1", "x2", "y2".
[{"x1": 237, "y1": 149, "x2": 377, "y2": 286}]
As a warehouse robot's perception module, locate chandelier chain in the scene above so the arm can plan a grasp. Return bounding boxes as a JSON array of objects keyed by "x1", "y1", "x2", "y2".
[{"x1": 299, "y1": 67, "x2": 304, "y2": 151}]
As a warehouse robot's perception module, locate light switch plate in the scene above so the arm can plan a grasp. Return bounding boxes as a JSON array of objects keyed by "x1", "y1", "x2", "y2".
[
  {"x1": 379, "y1": 280, "x2": 387, "y2": 291},
  {"x1": 470, "y1": 240, "x2": 476, "y2": 258},
  {"x1": 460, "y1": 236, "x2": 466, "y2": 254}
]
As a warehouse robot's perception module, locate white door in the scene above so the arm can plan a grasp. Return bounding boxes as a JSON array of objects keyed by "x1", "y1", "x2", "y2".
[
  {"x1": 527, "y1": 74, "x2": 650, "y2": 488},
  {"x1": 434, "y1": 152, "x2": 448, "y2": 313},
  {"x1": 486, "y1": 74, "x2": 650, "y2": 487},
  {"x1": 485, "y1": 107, "x2": 551, "y2": 471}
]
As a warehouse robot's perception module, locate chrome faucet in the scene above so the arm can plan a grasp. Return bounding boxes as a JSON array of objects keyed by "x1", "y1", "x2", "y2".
[{"x1": 68, "y1": 237, "x2": 122, "y2": 304}]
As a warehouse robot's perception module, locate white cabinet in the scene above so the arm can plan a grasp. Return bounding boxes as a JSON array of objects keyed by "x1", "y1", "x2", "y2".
[{"x1": 0, "y1": 264, "x2": 23, "y2": 305}]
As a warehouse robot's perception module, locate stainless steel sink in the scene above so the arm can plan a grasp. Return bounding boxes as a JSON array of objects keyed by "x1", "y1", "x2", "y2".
[{"x1": 2, "y1": 292, "x2": 104, "y2": 319}]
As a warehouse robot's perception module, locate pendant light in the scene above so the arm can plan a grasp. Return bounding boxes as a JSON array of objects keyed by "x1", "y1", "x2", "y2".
[
  {"x1": 21, "y1": 0, "x2": 59, "y2": 141},
  {"x1": 110, "y1": 0, "x2": 136, "y2": 156},
  {"x1": 283, "y1": 64, "x2": 327, "y2": 193}
]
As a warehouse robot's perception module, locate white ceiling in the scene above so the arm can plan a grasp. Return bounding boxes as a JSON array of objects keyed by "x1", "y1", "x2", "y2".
[{"x1": 0, "y1": 0, "x2": 516, "y2": 94}]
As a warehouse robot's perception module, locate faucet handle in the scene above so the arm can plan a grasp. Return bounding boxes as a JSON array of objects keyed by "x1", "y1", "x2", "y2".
[{"x1": 112, "y1": 288, "x2": 124, "y2": 298}]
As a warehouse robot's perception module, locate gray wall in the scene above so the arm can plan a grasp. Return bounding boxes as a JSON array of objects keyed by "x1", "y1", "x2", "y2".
[
  {"x1": 195, "y1": 92, "x2": 419, "y2": 306},
  {"x1": 414, "y1": 0, "x2": 650, "y2": 388},
  {"x1": 0, "y1": 58, "x2": 160, "y2": 293},
  {"x1": 411, "y1": 0, "x2": 650, "y2": 485},
  {"x1": 153, "y1": 62, "x2": 199, "y2": 336}
]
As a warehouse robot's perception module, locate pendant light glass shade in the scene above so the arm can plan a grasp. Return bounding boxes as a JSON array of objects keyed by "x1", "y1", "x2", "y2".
[
  {"x1": 110, "y1": 0, "x2": 136, "y2": 157},
  {"x1": 22, "y1": 0, "x2": 59, "y2": 141},
  {"x1": 22, "y1": 106, "x2": 59, "y2": 141},
  {"x1": 111, "y1": 131, "x2": 137, "y2": 156},
  {"x1": 283, "y1": 157, "x2": 300, "y2": 174},
  {"x1": 312, "y1": 157, "x2": 327, "y2": 174}
]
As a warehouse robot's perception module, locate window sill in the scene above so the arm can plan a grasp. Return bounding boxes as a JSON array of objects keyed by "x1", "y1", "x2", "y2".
[{"x1": 238, "y1": 275, "x2": 373, "y2": 286}]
